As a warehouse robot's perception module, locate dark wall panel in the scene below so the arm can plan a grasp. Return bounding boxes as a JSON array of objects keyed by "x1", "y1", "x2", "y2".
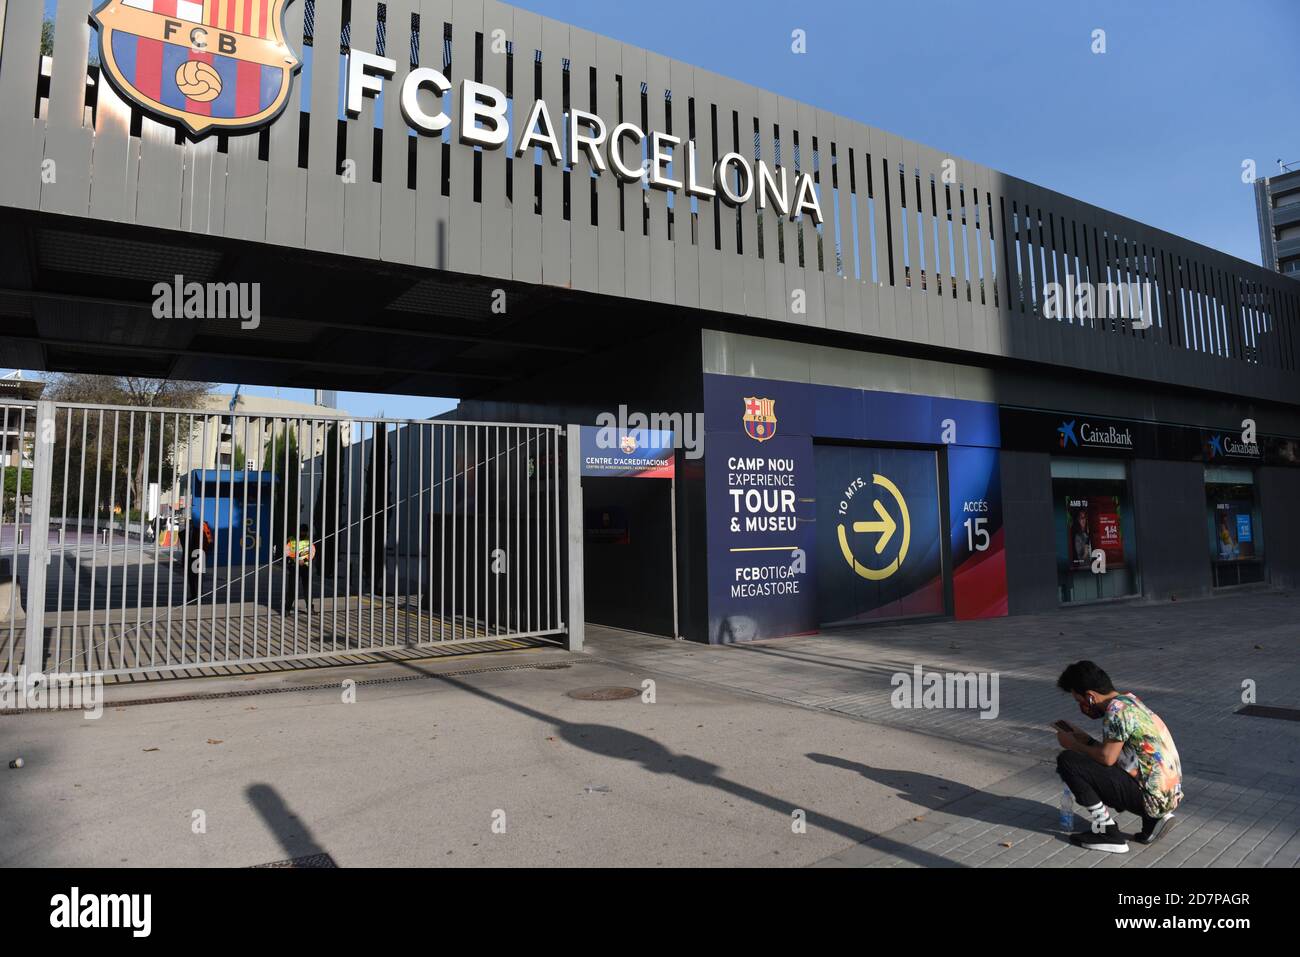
[
  {"x1": 1259, "y1": 467, "x2": 1300, "y2": 589},
  {"x1": 582, "y1": 478, "x2": 675, "y2": 637},
  {"x1": 1000, "y1": 450, "x2": 1059, "y2": 613},
  {"x1": 1131, "y1": 458, "x2": 1213, "y2": 600}
]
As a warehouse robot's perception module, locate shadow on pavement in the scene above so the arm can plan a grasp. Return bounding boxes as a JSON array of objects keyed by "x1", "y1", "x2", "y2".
[
  {"x1": 808, "y1": 752, "x2": 1072, "y2": 848},
  {"x1": 246, "y1": 782, "x2": 338, "y2": 867},
  {"x1": 412, "y1": 662, "x2": 965, "y2": 867}
]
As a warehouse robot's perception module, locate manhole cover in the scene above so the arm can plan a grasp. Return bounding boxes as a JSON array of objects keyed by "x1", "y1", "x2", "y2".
[
  {"x1": 566, "y1": 686, "x2": 640, "y2": 701},
  {"x1": 249, "y1": 853, "x2": 338, "y2": 868}
]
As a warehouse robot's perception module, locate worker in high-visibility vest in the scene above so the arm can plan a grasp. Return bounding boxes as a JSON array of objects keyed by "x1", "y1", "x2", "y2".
[{"x1": 285, "y1": 525, "x2": 318, "y2": 614}]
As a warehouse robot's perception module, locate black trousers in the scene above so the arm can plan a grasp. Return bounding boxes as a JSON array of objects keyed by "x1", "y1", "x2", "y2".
[
  {"x1": 1056, "y1": 750, "x2": 1146, "y2": 817},
  {"x1": 285, "y1": 564, "x2": 314, "y2": 609}
]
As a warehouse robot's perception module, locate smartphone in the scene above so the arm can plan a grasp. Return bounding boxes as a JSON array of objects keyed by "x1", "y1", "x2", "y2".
[{"x1": 1051, "y1": 720, "x2": 1072, "y2": 733}]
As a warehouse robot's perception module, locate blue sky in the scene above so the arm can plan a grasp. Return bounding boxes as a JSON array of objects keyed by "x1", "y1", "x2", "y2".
[
  {"x1": 509, "y1": 0, "x2": 1299, "y2": 266},
  {"x1": 25, "y1": 0, "x2": 1299, "y2": 419}
]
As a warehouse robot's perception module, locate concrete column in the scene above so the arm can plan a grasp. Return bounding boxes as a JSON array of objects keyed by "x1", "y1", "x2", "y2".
[
  {"x1": 23, "y1": 401, "x2": 55, "y2": 675},
  {"x1": 565, "y1": 425, "x2": 584, "y2": 652}
]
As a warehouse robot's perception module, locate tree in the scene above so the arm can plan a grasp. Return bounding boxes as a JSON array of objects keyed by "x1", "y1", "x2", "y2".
[
  {"x1": 311, "y1": 423, "x2": 345, "y2": 575},
  {"x1": 263, "y1": 427, "x2": 300, "y2": 558},
  {"x1": 41, "y1": 374, "x2": 213, "y2": 528},
  {"x1": 364, "y1": 426, "x2": 391, "y2": 585},
  {"x1": 42, "y1": 17, "x2": 100, "y2": 67},
  {"x1": 1, "y1": 467, "x2": 33, "y2": 523}
]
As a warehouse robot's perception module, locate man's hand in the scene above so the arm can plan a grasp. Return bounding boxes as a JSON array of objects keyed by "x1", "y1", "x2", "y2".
[{"x1": 1055, "y1": 720, "x2": 1097, "y2": 753}]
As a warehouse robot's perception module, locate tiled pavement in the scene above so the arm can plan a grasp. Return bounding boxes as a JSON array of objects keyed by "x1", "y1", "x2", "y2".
[{"x1": 585, "y1": 590, "x2": 1300, "y2": 867}]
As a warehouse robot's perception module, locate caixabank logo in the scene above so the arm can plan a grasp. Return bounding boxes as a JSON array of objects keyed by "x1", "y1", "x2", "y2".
[
  {"x1": 1204, "y1": 433, "x2": 1260, "y2": 461},
  {"x1": 91, "y1": 0, "x2": 302, "y2": 138}
]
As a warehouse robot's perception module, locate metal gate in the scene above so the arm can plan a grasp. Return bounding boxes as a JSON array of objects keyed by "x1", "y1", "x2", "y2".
[{"x1": 2, "y1": 400, "x2": 566, "y2": 677}]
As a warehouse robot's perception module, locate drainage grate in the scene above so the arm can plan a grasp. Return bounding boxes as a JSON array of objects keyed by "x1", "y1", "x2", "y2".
[
  {"x1": 1, "y1": 656, "x2": 592, "y2": 715},
  {"x1": 1236, "y1": 704, "x2": 1300, "y2": 722},
  {"x1": 250, "y1": 853, "x2": 339, "y2": 868},
  {"x1": 566, "y1": 686, "x2": 640, "y2": 701}
]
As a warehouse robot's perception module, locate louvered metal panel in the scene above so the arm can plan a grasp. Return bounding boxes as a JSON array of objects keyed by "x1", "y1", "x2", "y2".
[{"x1": 2, "y1": 0, "x2": 1297, "y2": 406}]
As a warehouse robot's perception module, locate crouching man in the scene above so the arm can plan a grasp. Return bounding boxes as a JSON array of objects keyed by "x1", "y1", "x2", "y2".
[{"x1": 1054, "y1": 660, "x2": 1183, "y2": 854}]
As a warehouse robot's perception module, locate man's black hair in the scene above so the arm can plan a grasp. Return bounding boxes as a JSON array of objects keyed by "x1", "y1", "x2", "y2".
[{"x1": 1056, "y1": 660, "x2": 1115, "y2": 695}]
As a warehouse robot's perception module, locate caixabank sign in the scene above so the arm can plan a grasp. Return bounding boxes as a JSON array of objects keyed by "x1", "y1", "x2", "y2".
[
  {"x1": 704, "y1": 374, "x2": 1008, "y2": 644},
  {"x1": 1000, "y1": 407, "x2": 1300, "y2": 466}
]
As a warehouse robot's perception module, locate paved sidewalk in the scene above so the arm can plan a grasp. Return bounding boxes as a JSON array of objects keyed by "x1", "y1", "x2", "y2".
[
  {"x1": 586, "y1": 590, "x2": 1300, "y2": 867},
  {"x1": 0, "y1": 644, "x2": 1034, "y2": 867}
]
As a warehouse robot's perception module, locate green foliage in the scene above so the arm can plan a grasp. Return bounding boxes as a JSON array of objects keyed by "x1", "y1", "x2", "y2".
[
  {"x1": 364, "y1": 427, "x2": 391, "y2": 579},
  {"x1": 42, "y1": 374, "x2": 213, "y2": 523},
  {"x1": 41, "y1": 17, "x2": 100, "y2": 67},
  {"x1": 263, "y1": 427, "x2": 301, "y2": 555},
  {"x1": 311, "y1": 424, "x2": 344, "y2": 572},
  {"x1": 2, "y1": 467, "x2": 34, "y2": 519}
]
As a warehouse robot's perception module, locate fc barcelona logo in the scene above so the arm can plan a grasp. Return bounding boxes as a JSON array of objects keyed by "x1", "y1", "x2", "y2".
[
  {"x1": 91, "y1": 0, "x2": 302, "y2": 138},
  {"x1": 743, "y1": 396, "x2": 777, "y2": 442}
]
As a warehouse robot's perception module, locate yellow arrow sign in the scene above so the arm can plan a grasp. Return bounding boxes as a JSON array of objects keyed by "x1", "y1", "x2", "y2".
[
  {"x1": 852, "y1": 499, "x2": 896, "y2": 554},
  {"x1": 836, "y1": 473, "x2": 912, "y2": 581}
]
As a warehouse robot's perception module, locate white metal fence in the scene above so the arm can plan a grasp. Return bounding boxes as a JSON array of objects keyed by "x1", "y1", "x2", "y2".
[{"x1": 2, "y1": 400, "x2": 565, "y2": 677}]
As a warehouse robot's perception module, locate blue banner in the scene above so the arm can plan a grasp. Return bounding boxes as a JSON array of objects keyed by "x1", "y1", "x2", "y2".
[
  {"x1": 579, "y1": 427, "x2": 675, "y2": 478},
  {"x1": 703, "y1": 372, "x2": 1007, "y2": 642}
]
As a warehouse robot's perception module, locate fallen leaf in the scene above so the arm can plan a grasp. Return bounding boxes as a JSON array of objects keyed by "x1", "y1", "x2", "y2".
[
  {"x1": 206, "y1": 738, "x2": 223, "y2": 745},
  {"x1": 999, "y1": 841, "x2": 1014, "y2": 848},
  {"x1": 142, "y1": 747, "x2": 159, "y2": 752},
  {"x1": 913, "y1": 815, "x2": 925, "y2": 822}
]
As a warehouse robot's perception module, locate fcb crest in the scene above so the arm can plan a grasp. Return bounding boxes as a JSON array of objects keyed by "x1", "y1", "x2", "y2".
[
  {"x1": 619, "y1": 434, "x2": 638, "y2": 455},
  {"x1": 91, "y1": 0, "x2": 302, "y2": 138},
  {"x1": 743, "y1": 396, "x2": 777, "y2": 442}
]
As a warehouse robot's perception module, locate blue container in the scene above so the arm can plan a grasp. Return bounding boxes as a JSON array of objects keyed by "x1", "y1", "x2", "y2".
[{"x1": 188, "y1": 470, "x2": 278, "y2": 566}]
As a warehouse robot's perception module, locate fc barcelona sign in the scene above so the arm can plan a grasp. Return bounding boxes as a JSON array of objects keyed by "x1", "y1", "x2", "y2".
[{"x1": 91, "y1": 0, "x2": 302, "y2": 138}]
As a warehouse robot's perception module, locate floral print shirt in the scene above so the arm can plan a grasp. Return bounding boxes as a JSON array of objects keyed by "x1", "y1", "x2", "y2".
[{"x1": 1103, "y1": 693, "x2": 1183, "y2": 817}]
